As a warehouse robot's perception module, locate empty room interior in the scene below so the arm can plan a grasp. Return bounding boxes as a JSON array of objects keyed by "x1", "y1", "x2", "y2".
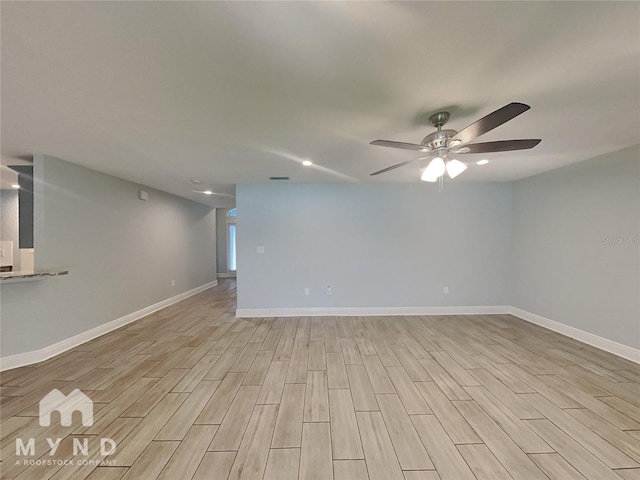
[{"x1": 1, "y1": 2, "x2": 639, "y2": 480}]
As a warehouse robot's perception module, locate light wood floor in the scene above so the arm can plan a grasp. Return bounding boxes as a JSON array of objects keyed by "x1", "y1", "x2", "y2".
[{"x1": 2, "y1": 279, "x2": 640, "y2": 480}]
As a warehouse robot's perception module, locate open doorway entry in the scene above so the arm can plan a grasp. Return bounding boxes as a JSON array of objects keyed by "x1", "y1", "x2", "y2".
[
  {"x1": 216, "y1": 207, "x2": 237, "y2": 278},
  {"x1": 226, "y1": 208, "x2": 236, "y2": 275}
]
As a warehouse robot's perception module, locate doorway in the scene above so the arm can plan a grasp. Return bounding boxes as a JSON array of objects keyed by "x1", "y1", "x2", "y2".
[{"x1": 226, "y1": 208, "x2": 236, "y2": 276}]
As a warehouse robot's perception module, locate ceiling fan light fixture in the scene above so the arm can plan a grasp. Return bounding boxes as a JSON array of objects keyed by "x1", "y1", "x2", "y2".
[
  {"x1": 420, "y1": 172, "x2": 439, "y2": 182},
  {"x1": 421, "y1": 157, "x2": 446, "y2": 182},
  {"x1": 419, "y1": 147, "x2": 430, "y2": 152},
  {"x1": 477, "y1": 159, "x2": 490, "y2": 165},
  {"x1": 448, "y1": 139, "x2": 462, "y2": 147},
  {"x1": 446, "y1": 159, "x2": 467, "y2": 179}
]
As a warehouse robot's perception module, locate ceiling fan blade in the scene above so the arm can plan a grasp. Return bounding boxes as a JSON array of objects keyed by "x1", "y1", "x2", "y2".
[
  {"x1": 455, "y1": 139, "x2": 541, "y2": 154},
  {"x1": 370, "y1": 157, "x2": 429, "y2": 176},
  {"x1": 370, "y1": 140, "x2": 426, "y2": 151},
  {"x1": 450, "y1": 102, "x2": 531, "y2": 145}
]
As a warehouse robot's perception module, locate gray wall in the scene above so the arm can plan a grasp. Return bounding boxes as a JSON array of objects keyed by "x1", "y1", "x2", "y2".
[
  {"x1": 512, "y1": 145, "x2": 640, "y2": 348},
  {"x1": 1, "y1": 155, "x2": 217, "y2": 357},
  {"x1": 0, "y1": 189, "x2": 20, "y2": 271},
  {"x1": 216, "y1": 208, "x2": 229, "y2": 274},
  {"x1": 236, "y1": 183, "x2": 512, "y2": 309}
]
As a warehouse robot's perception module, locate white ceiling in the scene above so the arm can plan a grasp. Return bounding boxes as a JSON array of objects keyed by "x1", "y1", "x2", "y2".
[{"x1": 2, "y1": 2, "x2": 639, "y2": 206}]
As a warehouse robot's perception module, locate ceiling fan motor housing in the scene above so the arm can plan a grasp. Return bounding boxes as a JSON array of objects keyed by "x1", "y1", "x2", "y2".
[{"x1": 421, "y1": 129, "x2": 458, "y2": 150}]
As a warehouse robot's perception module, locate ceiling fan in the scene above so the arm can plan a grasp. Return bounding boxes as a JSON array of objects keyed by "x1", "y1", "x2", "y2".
[{"x1": 370, "y1": 102, "x2": 541, "y2": 182}]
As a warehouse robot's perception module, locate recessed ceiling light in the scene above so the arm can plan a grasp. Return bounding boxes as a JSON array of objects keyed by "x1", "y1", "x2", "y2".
[
  {"x1": 203, "y1": 190, "x2": 213, "y2": 195},
  {"x1": 11, "y1": 184, "x2": 20, "y2": 189},
  {"x1": 302, "y1": 160, "x2": 313, "y2": 166},
  {"x1": 477, "y1": 159, "x2": 490, "y2": 165}
]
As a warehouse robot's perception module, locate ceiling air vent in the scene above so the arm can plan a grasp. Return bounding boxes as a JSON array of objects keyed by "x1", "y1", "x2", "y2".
[{"x1": 269, "y1": 176, "x2": 290, "y2": 181}]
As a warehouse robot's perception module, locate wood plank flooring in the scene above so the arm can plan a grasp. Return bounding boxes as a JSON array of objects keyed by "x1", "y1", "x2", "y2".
[{"x1": 2, "y1": 279, "x2": 640, "y2": 479}]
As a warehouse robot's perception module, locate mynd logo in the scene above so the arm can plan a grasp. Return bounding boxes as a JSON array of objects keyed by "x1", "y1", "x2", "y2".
[
  {"x1": 15, "y1": 389, "x2": 116, "y2": 467},
  {"x1": 39, "y1": 389, "x2": 93, "y2": 427}
]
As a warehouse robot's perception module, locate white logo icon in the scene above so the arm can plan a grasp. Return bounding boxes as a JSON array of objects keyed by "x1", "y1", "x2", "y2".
[{"x1": 39, "y1": 389, "x2": 93, "y2": 427}]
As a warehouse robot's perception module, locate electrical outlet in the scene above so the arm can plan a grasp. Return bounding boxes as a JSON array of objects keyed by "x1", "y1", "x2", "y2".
[
  {"x1": 443, "y1": 286, "x2": 449, "y2": 294},
  {"x1": 304, "y1": 287, "x2": 310, "y2": 296},
  {"x1": 326, "y1": 286, "x2": 332, "y2": 296},
  {"x1": 171, "y1": 280, "x2": 176, "y2": 287}
]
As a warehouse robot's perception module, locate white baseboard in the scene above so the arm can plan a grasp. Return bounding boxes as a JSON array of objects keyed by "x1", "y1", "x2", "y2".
[
  {"x1": 236, "y1": 305, "x2": 639, "y2": 364},
  {"x1": 509, "y1": 307, "x2": 640, "y2": 364},
  {"x1": 236, "y1": 305, "x2": 510, "y2": 318},
  {"x1": 5, "y1": 293, "x2": 636, "y2": 370},
  {"x1": 0, "y1": 280, "x2": 218, "y2": 371},
  {"x1": 217, "y1": 273, "x2": 236, "y2": 278}
]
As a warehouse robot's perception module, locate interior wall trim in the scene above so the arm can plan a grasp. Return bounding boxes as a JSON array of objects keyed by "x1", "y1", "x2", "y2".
[
  {"x1": 236, "y1": 306, "x2": 510, "y2": 317},
  {"x1": 5, "y1": 296, "x2": 636, "y2": 370},
  {"x1": 237, "y1": 305, "x2": 639, "y2": 364},
  {"x1": 0, "y1": 280, "x2": 218, "y2": 371},
  {"x1": 509, "y1": 307, "x2": 640, "y2": 364}
]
